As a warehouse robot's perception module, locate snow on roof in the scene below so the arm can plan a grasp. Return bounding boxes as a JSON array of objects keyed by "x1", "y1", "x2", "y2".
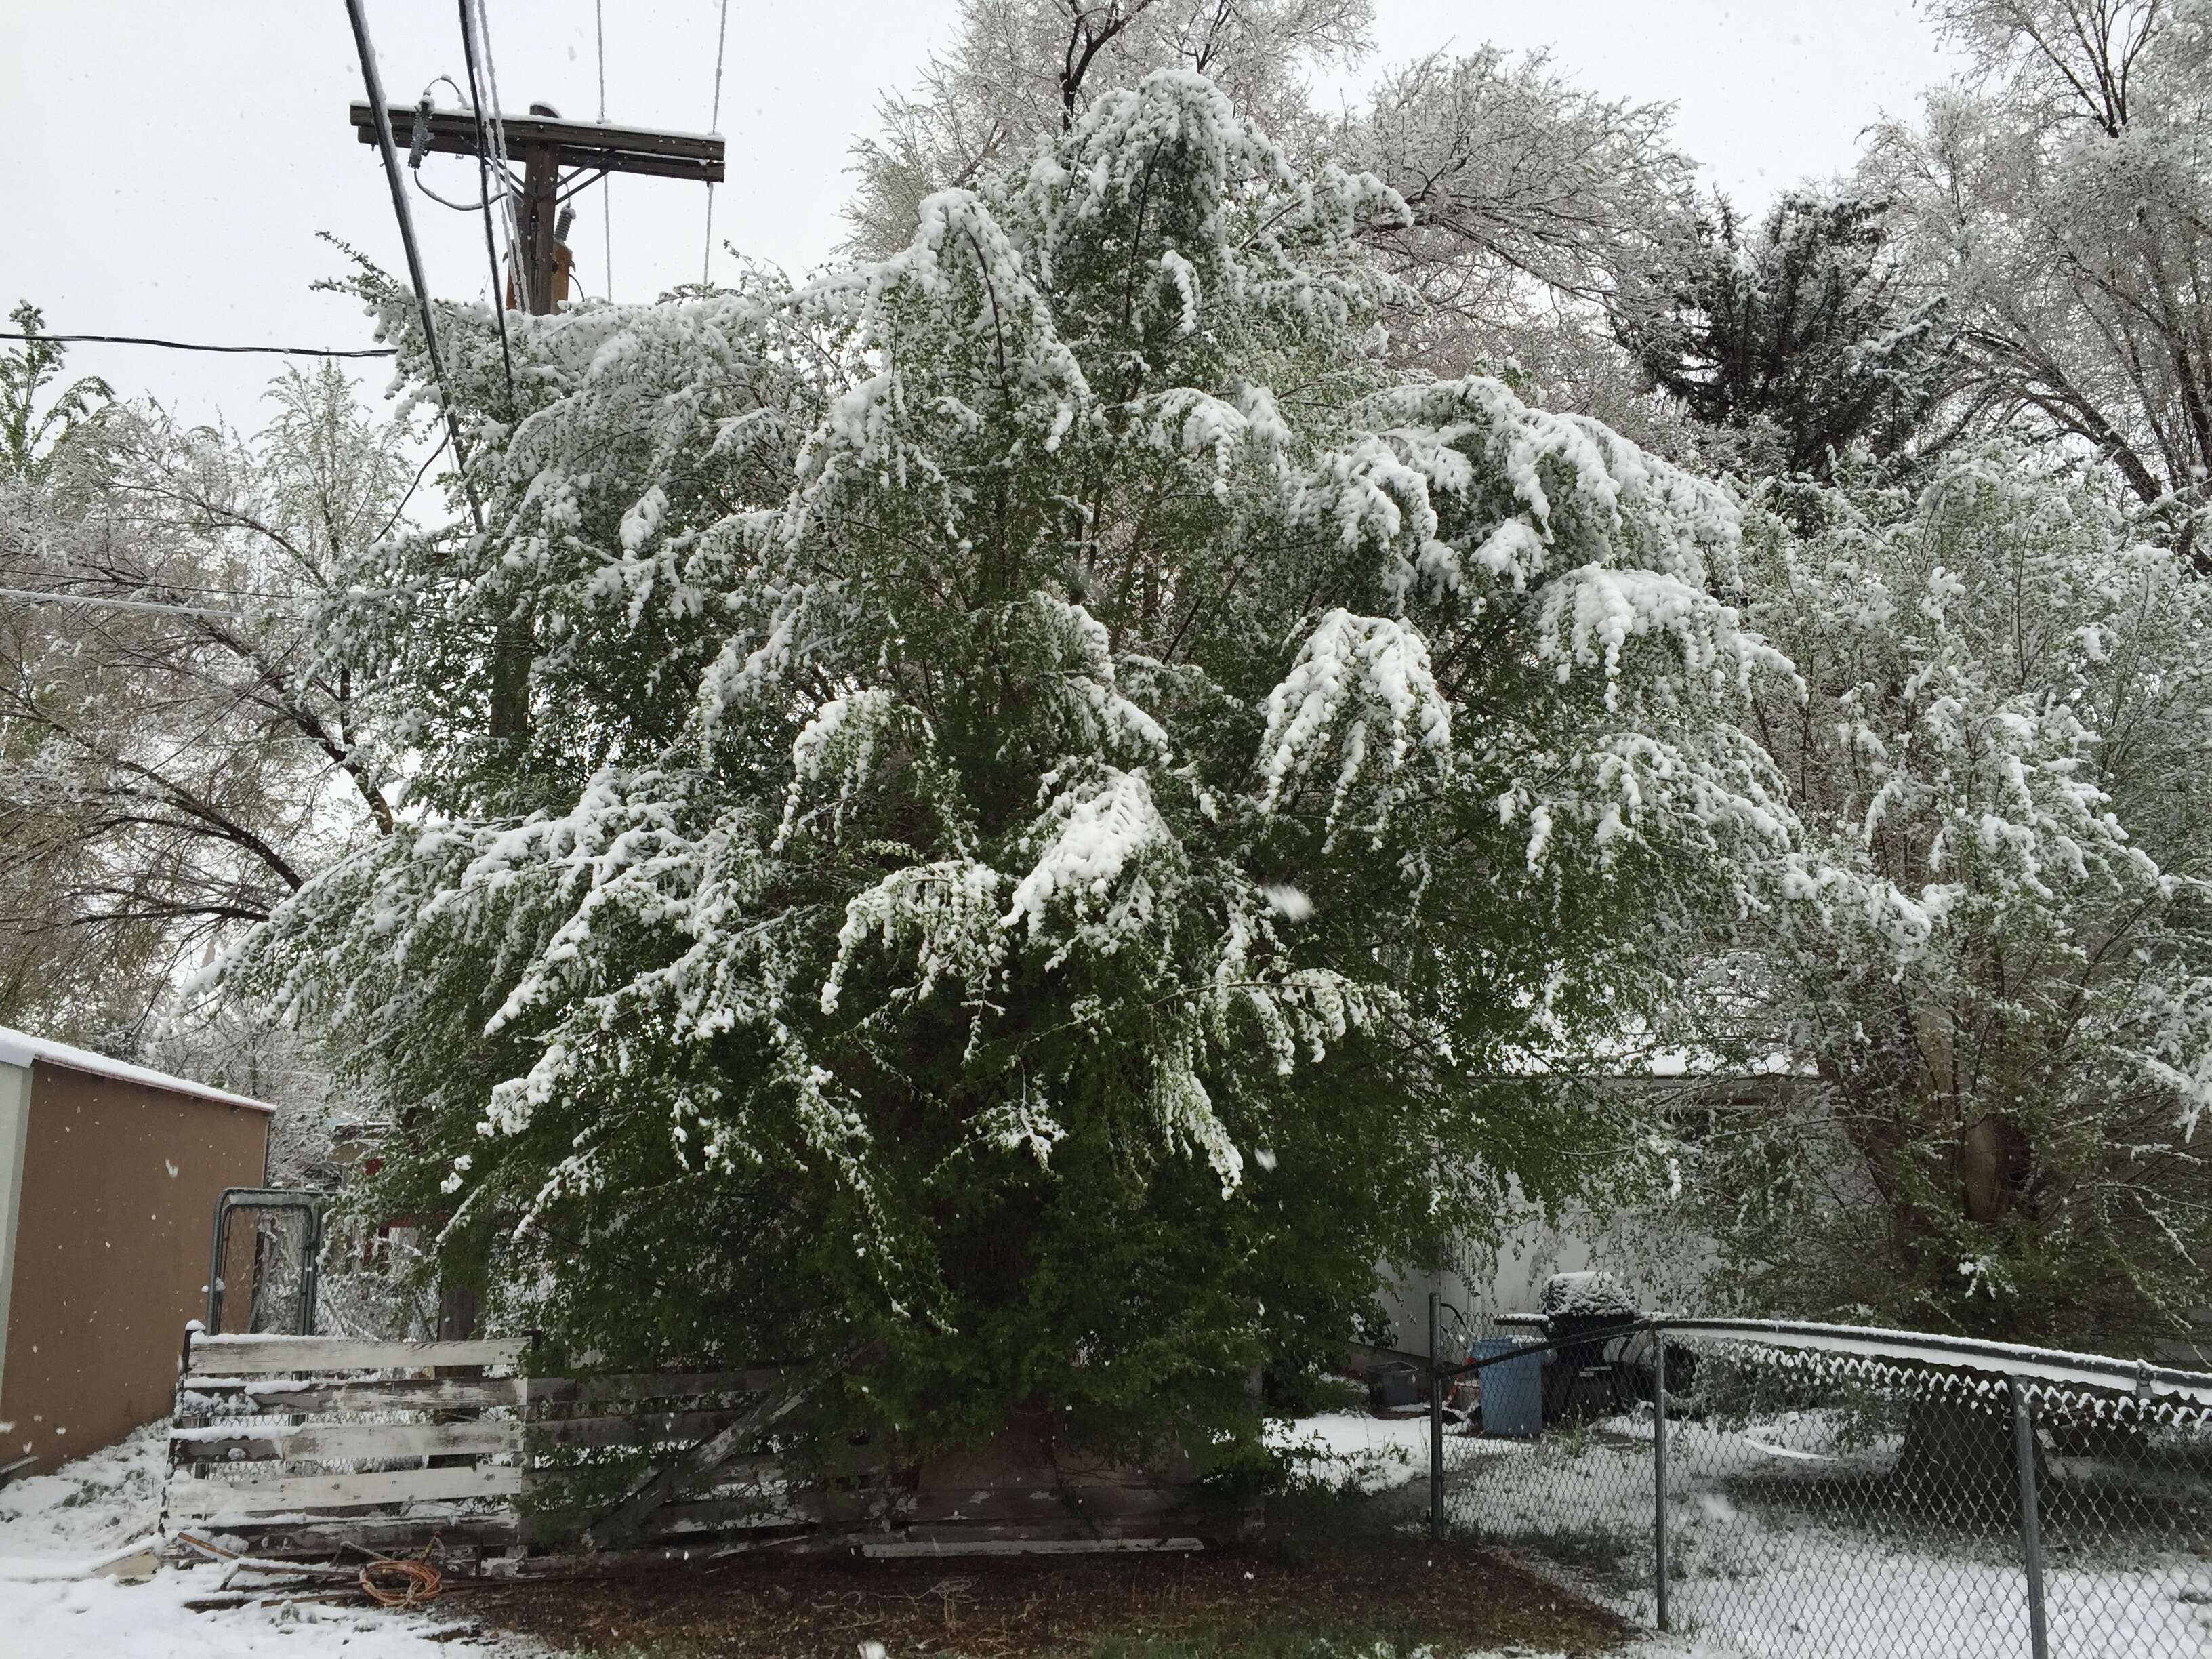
[{"x1": 0, "y1": 1025, "x2": 276, "y2": 1114}]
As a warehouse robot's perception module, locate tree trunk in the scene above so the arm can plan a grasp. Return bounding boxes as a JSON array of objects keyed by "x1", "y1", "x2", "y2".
[{"x1": 1891, "y1": 1391, "x2": 2040, "y2": 1515}]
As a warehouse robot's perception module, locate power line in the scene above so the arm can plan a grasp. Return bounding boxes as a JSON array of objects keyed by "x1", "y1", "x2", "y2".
[
  {"x1": 597, "y1": 0, "x2": 612, "y2": 301},
  {"x1": 466, "y1": 0, "x2": 524, "y2": 272},
  {"x1": 703, "y1": 0, "x2": 730, "y2": 286},
  {"x1": 341, "y1": 0, "x2": 485, "y2": 537},
  {"x1": 0, "y1": 333, "x2": 394, "y2": 359},
  {"x1": 375, "y1": 431, "x2": 453, "y2": 544},
  {"x1": 0, "y1": 564, "x2": 281, "y2": 601},
  {"x1": 456, "y1": 0, "x2": 517, "y2": 408},
  {"x1": 407, "y1": 75, "x2": 504, "y2": 213}
]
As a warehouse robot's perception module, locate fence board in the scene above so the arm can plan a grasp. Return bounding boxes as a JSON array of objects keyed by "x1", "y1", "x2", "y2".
[
  {"x1": 862, "y1": 1533, "x2": 1204, "y2": 1557},
  {"x1": 175, "y1": 1376, "x2": 527, "y2": 1415},
  {"x1": 523, "y1": 1370, "x2": 785, "y2": 1407},
  {"x1": 169, "y1": 1462, "x2": 524, "y2": 1517},
  {"x1": 909, "y1": 1485, "x2": 1191, "y2": 1523},
  {"x1": 525, "y1": 1411, "x2": 754, "y2": 1450},
  {"x1": 186, "y1": 1335, "x2": 527, "y2": 1375},
  {"x1": 487, "y1": 1534, "x2": 840, "y2": 1576},
  {"x1": 171, "y1": 1420, "x2": 519, "y2": 1464}
]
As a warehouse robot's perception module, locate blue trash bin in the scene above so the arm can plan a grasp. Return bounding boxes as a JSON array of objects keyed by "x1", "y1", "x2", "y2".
[{"x1": 1470, "y1": 1337, "x2": 1542, "y2": 1437}]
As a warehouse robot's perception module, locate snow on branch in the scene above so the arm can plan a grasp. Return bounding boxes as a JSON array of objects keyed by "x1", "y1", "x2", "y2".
[
  {"x1": 1002, "y1": 767, "x2": 1181, "y2": 967},
  {"x1": 1256, "y1": 609, "x2": 1451, "y2": 844},
  {"x1": 822, "y1": 858, "x2": 1007, "y2": 1017}
]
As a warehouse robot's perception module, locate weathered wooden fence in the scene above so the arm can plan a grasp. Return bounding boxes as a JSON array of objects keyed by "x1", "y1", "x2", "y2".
[
  {"x1": 166, "y1": 1332, "x2": 1225, "y2": 1569},
  {"x1": 168, "y1": 1332, "x2": 536, "y2": 1566}
]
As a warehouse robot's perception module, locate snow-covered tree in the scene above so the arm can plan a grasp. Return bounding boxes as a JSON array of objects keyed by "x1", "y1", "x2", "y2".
[
  {"x1": 1346, "y1": 46, "x2": 1693, "y2": 348},
  {"x1": 246, "y1": 73, "x2": 1794, "y2": 1460},
  {"x1": 1, "y1": 302, "x2": 111, "y2": 485},
  {"x1": 1611, "y1": 192, "x2": 1952, "y2": 482},
  {"x1": 1, "y1": 359, "x2": 409, "y2": 1046},
  {"x1": 1686, "y1": 454, "x2": 2212, "y2": 1351},
  {"x1": 1864, "y1": 1, "x2": 2212, "y2": 556},
  {"x1": 844, "y1": 5, "x2": 1698, "y2": 447},
  {"x1": 841, "y1": 1, "x2": 1375, "y2": 260}
]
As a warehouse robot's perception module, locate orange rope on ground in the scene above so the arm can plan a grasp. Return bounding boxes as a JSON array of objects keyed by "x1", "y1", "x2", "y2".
[{"x1": 359, "y1": 1557, "x2": 442, "y2": 1607}]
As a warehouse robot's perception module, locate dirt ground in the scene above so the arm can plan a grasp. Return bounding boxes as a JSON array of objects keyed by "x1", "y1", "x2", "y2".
[{"x1": 465, "y1": 1535, "x2": 1632, "y2": 1658}]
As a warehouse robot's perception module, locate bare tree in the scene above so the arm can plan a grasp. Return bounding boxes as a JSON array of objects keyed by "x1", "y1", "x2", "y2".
[
  {"x1": 1338, "y1": 46, "x2": 1700, "y2": 442},
  {"x1": 1347, "y1": 48, "x2": 1693, "y2": 311},
  {"x1": 1865, "y1": 1, "x2": 2212, "y2": 555},
  {"x1": 0, "y1": 359, "x2": 412, "y2": 1044}
]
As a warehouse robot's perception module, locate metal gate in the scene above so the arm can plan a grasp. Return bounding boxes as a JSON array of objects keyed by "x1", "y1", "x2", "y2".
[{"x1": 205, "y1": 1187, "x2": 330, "y2": 1335}]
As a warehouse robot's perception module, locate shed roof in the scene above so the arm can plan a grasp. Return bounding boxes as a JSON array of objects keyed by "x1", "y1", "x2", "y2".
[{"x1": 0, "y1": 1025, "x2": 277, "y2": 1114}]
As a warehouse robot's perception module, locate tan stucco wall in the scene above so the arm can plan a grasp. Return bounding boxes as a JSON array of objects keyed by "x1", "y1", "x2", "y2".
[{"x1": 0, "y1": 1060, "x2": 268, "y2": 1474}]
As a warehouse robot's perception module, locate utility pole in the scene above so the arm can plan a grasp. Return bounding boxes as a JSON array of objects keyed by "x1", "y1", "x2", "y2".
[
  {"x1": 346, "y1": 100, "x2": 726, "y2": 754},
  {"x1": 352, "y1": 100, "x2": 725, "y2": 315},
  {"x1": 514, "y1": 127, "x2": 570, "y2": 315}
]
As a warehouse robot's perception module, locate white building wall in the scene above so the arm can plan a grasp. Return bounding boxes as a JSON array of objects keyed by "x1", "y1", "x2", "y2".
[
  {"x1": 1378, "y1": 1195, "x2": 1719, "y2": 1359},
  {"x1": 0, "y1": 1060, "x2": 31, "y2": 1405}
]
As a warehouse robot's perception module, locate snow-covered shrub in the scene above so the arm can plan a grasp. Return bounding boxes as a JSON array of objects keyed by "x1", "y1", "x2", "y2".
[{"x1": 241, "y1": 72, "x2": 1795, "y2": 1465}]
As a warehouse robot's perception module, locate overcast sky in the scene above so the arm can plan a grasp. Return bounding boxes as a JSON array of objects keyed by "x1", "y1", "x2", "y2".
[{"x1": 1, "y1": 1, "x2": 1962, "y2": 428}]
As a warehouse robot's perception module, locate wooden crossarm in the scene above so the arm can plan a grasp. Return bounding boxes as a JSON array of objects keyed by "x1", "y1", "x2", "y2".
[{"x1": 348, "y1": 103, "x2": 726, "y2": 183}]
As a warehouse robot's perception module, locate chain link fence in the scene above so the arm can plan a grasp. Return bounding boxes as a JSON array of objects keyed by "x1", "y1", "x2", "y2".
[{"x1": 1433, "y1": 1314, "x2": 2212, "y2": 1658}]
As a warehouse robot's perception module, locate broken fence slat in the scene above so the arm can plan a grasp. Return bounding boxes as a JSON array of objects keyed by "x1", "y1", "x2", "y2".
[
  {"x1": 195, "y1": 1516, "x2": 523, "y2": 1557},
  {"x1": 185, "y1": 1334, "x2": 529, "y2": 1375},
  {"x1": 641, "y1": 1487, "x2": 892, "y2": 1536},
  {"x1": 585, "y1": 1376, "x2": 818, "y2": 1547},
  {"x1": 167, "y1": 1460, "x2": 525, "y2": 1517},
  {"x1": 907, "y1": 1484, "x2": 1195, "y2": 1523},
  {"x1": 169, "y1": 1418, "x2": 519, "y2": 1464},
  {"x1": 483, "y1": 1534, "x2": 840, "y2": 1578}
]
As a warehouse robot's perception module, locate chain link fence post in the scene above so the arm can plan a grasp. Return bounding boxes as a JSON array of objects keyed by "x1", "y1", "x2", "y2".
[
  {"x1": 1653, "y1": 1330, "x2": 1672, "y2": 1632},
  {"x1": 1429, "y1": 1290, "x2": 1443, "y2": 1541},
  {"x1": 2009, "y1": 1376, "x2": 2050, "y2": 1659}
]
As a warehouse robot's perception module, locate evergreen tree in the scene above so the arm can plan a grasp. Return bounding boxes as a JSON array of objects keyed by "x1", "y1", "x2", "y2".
[
  {"x1": 245, "y1": 74, "x2": 1796, "y2": 1462},
  {"x1": 1613, "y1": 194, "x2": 1950, "y2": 480}
]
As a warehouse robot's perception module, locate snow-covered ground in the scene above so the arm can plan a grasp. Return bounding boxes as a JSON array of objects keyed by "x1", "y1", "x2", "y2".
[
  {"x1": 1267, "y1": 1409, "x2": 1437, "y2": 1494},
  {"x1": 0, "y1": 1410, "x2": 1719, "y2": 1658},
  {"x1": 1440, "y1": 1409, "x2": 2212, "y2": 1659},
  {"x1": 1263, "y1": 1413, "x2": 1732, "y2": 1656},
  {"x1": 0, "y1": 1424, "x2": 529, "y2": 1658},
  {"x1": 1267, "y1": 1404, "x2": 2211, "y2": 1659},
  {"x1": 38, "y1": 1404, "x2": 2185, "y2": 1659}
]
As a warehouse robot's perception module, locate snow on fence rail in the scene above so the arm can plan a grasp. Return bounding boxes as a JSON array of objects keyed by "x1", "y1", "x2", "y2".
[
  {"x1": 1652, "y1": 1317, "x2": 2212, "y2": 1408},
  {"x1": 181, "y1": 1334, "x2": 525, "y2": 1375}
]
